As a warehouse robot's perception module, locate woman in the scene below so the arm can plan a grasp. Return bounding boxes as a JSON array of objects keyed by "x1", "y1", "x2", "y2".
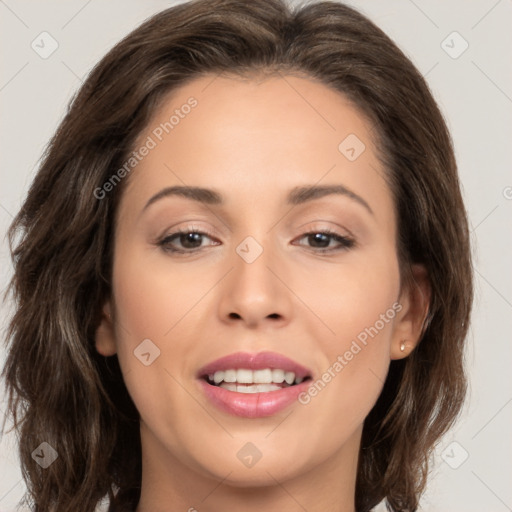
[{"x1": 2, "y1": 0, "x2": 473, "y2": 510}]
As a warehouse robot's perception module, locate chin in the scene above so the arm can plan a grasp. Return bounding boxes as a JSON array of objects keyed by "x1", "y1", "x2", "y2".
[{"x1": 195, "y1": 451, "x2": 311, "y2": 487}]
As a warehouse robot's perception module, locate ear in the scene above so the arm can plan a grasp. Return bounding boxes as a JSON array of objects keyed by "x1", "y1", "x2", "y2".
[
  {"x1": 94, "y1": 301, "x2": 117, "y2": 356},
  {"x1": 390, "y1": 264, "x2": 431, "y2": 360}
]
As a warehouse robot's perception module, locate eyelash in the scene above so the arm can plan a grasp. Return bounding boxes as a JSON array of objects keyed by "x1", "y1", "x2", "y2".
[{"x1": 156, "y1": 226, "x2": 355, "y2": 255}]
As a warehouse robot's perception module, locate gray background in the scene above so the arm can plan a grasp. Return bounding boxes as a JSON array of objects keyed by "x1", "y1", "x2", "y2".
[{"x1": 1, "y1": 1, "x2": 511, "y2": 510}]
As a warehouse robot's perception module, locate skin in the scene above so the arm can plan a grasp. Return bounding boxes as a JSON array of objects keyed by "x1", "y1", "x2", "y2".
[{"x1": 95, "y1": 74, "x2": 430, "y2": 512}]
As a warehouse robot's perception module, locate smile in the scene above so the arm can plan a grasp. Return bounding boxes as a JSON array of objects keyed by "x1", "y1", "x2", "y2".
[{"x1": 197, "y1": 352, "x2": 313, "y2": 417}]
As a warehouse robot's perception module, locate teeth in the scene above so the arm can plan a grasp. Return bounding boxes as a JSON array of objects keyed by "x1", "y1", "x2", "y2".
[
  {"x1": 224, "y1": 369, "x2": 237, "y2": 383},
  {"x1": 209, "y1": 368, "x2": 303, "y2": 385},
  {"x1": 272, "y1": 369, "x2": 285, "y2": 383},
  {"x1": 284, "y1": 371, "x2": 295, "y2": 385},
  {"x1": 219, "y1": 383, "x2": 282, "y2": 393},
  {"x1": 253, "y1": 369, "x2": 272, "y2": 383},
  {"x1": 237, "y1": 369, "x2": 253, "y2": 383}
]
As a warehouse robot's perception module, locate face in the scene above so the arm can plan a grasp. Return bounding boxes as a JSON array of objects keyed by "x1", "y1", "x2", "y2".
[{"x1": 96, "y1": 74, "x2": 425, "y2": 494}]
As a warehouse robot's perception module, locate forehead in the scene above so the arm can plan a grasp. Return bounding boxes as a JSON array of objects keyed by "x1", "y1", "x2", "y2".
[{"x1": 120, "y1": 73, "x2": 393, "y2": 222}]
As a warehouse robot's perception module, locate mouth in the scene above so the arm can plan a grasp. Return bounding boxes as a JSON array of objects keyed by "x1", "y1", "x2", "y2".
[{"x1": 196, "y1": 352, "x2": 313, "y2": 417}]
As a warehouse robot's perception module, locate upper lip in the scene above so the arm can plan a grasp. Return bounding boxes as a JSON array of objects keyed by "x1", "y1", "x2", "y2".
[{"x1": 197, "y1": 351, "x2": 313, "y2": 380}]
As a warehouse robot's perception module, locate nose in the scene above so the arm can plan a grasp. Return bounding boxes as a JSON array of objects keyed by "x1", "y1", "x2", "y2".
[{"x1": 217, "y1": 239, "x2": 294, "y2": 330}]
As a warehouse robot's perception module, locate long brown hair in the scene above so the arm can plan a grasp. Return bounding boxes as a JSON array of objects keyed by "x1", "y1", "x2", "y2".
[{"x1": 2, "y1": 0, "x2": 473, "y2": 510}]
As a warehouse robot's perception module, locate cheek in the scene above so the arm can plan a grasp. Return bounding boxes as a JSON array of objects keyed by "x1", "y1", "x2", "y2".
[
  {"x1": 109, "y1": 246, "x2": 222, "y2": 407},
  {"x1": 111, "y1": 245, "x2": 217, "y2": 340},
  {"x1": 297, "y1": 242, "x2": 400, "y2": 345},
  {"x1": 294, "y1": 247, "x2": 400, "y2": 425}
]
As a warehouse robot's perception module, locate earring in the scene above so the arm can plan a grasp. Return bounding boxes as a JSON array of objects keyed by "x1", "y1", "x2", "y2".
[{"x1": 400, "y1": 341, "x2": 406, "y2": 352}]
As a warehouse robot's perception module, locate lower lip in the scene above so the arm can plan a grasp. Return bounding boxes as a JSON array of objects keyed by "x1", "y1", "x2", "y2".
[{"x1": 198, "y1": 379, "x2": 311, "y2": 418}]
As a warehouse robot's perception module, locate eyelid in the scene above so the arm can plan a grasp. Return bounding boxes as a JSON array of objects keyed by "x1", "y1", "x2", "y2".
[
  {"x1": 296, "y1": 219, "x2": 355, "y2": 236},
  {"x1": 156, "y1": 222, "x2": 217, "y2": 240}
]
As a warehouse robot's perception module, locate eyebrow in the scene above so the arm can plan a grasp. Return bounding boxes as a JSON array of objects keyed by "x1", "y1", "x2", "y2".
[{"x1": 143, "y1": 184, "x2": 373, "y2": 215}]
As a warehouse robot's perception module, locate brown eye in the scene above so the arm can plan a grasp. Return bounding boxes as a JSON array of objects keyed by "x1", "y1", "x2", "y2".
[
  {"x1": 175, "y1": 232, "x2": 204, "y2": 249},
  {"x1": 294, "y1": 231, "x2": 355, "y2": 252},
  {"x1": 307, "y1": 233, "x2": 331, "y2": 248},
  {"x1": 158, "y1": 230, "x2": 219, "y2": 254}
]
